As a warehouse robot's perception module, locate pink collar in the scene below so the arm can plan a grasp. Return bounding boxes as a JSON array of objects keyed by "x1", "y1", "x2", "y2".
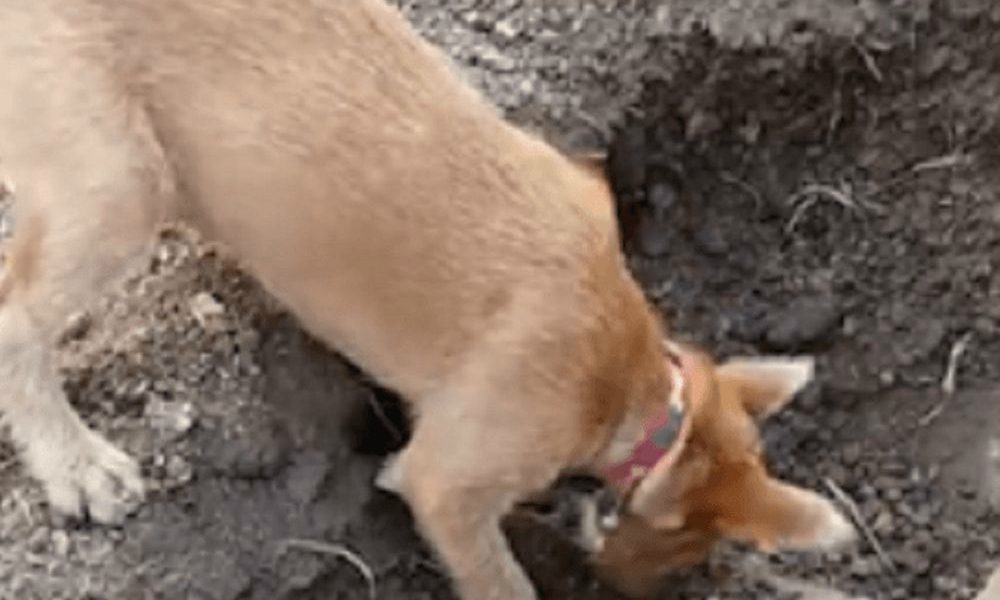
[{"x1": 601, "y1": 345, "x2": 690, "y2": 490}]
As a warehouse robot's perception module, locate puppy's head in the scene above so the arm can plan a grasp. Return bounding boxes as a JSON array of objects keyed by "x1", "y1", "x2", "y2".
[{"x1": 594, "y1": 349, "x2": 855, "y2": 597}]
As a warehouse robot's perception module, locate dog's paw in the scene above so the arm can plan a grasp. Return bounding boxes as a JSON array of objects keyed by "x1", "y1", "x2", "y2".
[
  {"x1": 29, "y1": 428, "x2": 145, "y2": 525},
  {"x1": 811, "y1": 503, "x2": 857, "y2": 551},
  {"x1": 374, "y1": 452, "x2": 402, "y2": 494}
]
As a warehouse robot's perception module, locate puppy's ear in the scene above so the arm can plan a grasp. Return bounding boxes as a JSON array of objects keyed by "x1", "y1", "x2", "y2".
[
  {"x1": 717, "y1": 474, "x2": 856, "y2": 553},
  {"x1": 716, "y1": 356, "x2": 815, "y2": 419}
]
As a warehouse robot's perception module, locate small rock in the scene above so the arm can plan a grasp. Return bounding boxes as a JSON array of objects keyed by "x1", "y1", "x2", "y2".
[
  {"x1": 827, "y1": 464, "x2": 849, "y2": 483},
  {"x1": 204, "y1": 419, "x2": 292, "y2": 479},
  {"x1": 763, "y1": 295, "x2": 842, "y2": 351},
  {"x1": 144, "y1": 397, "x2": 196, "y2": 437},
  {"x1": 829, "y1": 410, "x2": 849, "y2": 431},
  {"x1": 950, "y1": 50, "x2": 971, "y2": 73},
  {"x1": 50, "y1": 529, "x2": 71, "y2": 557},
  {"x1": 189, "y1": 291, "x2": 226, "y2": 329},
  {"x1": 897, "y1": 547, "x2": 930, "y2": 573},
  {"x1": 478, "y1": 46, "x2": 516, "y2": 72},
  {"x1": 647, "y1": 181, "x2": 680, "y2": 215},
  {"x1": 842, "y1": 442, "x2": 862, "y2": 466},
  {"x1": 841, "y1": 315, "x2": 860, "y2": 336},
  {"x1": 636, "y1": 213, "x2": 671, "y2": 257},
  {"x1": 165, "y1": 455, "x2": 194, "y2": 486},
  {"x1": 919, "y1": 46, "x2": 952, "y2": 78},
  {"x1": 933, "y1": 575, "x2": 959, "y2": 595},
  {"x1": 693, "y1": 222, "x2": 729, "y2": 257},
  {"x1": 494, "y1": 18, "x2": 519, "y2": 39},
  {"x1": 897, "y1": 318, "x2": 946, "y2": 366},
  {"x1": 872, "y1": 509, "x2": 894, "y2": 535},
  {"x1": 850, "y1": 556, "x2": 880, "y2": 577},
  {"x1": 736, "y1": 118, "x2": 761, "y2": 145},
  {"x1": 685, "y1": 109, "x2": 722, "y2": 140},
  {"x1": 27, "y1": 527, "x2": 49, "y2": 553},
  {"x1": 286, "y1": 450, "x2": 333, "y2": 504},
  {"x1": 60, "y1": 311, "x2": 93, "y2": 343}
]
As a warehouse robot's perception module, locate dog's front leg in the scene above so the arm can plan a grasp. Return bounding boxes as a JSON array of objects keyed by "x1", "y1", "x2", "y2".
[
  {"x1": 385, "y1": 404, "x2": 553, "y2": 600},
  {"x1": 0, "y1": 59, "x2": 169, "y2": 523},
  {"x1": 408, "y1": 478, "x2": 535, "y2": 600},
  {"x1": 0, "y1": 269, "x2": 146, "y2": 525}
]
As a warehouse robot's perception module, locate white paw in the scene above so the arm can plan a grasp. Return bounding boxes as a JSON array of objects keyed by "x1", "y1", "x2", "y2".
[
  {"x1": 813, "y1": 505, "x2": 857, "y2": 551},
  {"x1": 375, "y1": 453, "x2": 402, "y2": 494},
  {"x1": 28, "y1": 428, "x2": 145, "y2": 525},
  {"x1": 787, "y1": 494, "x2": 857, "y2": 552}
]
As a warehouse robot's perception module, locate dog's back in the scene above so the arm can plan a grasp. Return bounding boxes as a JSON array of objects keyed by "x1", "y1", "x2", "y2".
[{"x1": 2, "y1": 0, "x2": 626, "y2": 398}]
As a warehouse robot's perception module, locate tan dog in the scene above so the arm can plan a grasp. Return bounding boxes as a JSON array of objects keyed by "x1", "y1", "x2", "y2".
[
  {"x1": 0, "y1": 1, "x2": 684, "y2": 598},
  {"x1": 588, "y1": 348, "x2": 856, "y2": 597}
]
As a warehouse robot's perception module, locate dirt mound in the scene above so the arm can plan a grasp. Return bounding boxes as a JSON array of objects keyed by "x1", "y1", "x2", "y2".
[{"x1": 2, "y1": 1, "x2": 1000, "y2": 599}]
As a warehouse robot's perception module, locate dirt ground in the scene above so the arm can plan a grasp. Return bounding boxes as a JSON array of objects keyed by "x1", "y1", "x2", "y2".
[{"x1": 3, "y1": 1, "x2": 1000, "y2": 599}]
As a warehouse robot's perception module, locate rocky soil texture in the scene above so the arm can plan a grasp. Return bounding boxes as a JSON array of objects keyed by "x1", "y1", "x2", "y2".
[{"x1": 2, "y1": 1, "x2": 1000, "y2": 599}]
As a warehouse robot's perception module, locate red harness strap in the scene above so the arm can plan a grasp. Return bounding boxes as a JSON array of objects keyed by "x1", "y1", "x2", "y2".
[{"x1": 602, "y1": 346, "x2": 689, "y2": 491}]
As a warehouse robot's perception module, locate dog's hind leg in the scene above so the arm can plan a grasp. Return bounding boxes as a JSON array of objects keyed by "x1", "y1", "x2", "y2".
[{"x1": 0, "y1": 51, "x2": 174, "y2": 524}]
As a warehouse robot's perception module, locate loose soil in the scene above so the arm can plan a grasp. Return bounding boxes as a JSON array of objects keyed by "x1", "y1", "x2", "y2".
[{"x1": 2, "y1": 1, "x2": 1000, "y2": 599}]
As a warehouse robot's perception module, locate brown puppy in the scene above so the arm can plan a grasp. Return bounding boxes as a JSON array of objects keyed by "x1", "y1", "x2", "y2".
[
  {"x1": 590, "y1": 348, "x2": 856, "y2": 597},
  {"x1": 0, "y1": 1, "x2": 677, "y2": 598}
]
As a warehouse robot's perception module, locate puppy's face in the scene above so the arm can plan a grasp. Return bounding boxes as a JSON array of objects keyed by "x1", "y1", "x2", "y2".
[{"x1": 594, "y1": 350, "x2": 855, "y2": 597}]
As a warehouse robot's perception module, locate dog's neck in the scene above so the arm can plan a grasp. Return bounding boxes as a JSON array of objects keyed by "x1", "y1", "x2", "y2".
[{"x1": 601, "y1": 344, "x2": 690, "y2": 492}]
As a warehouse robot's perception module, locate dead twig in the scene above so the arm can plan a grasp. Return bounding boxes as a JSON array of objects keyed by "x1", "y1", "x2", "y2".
[
  {"x1": 785, "y1": 184, "x2": 862, "y2": 234},
  {"x1": 823, "y1": 478, "x2": 895, "y2": 572},
  {"x1": 867, "y1": 149, "x2": 974, "y2": 200},
  {"x1": 918, "y1": 403, "x2": 947, "y2": 429},
  {"x1": 790, "y1": 184, "x2": 859, "y2": 210},
  {"x1": 919, "y1": 332, "x2": 973, "y2": 427},
  {"x1": 363, "y1": 392, "x2": 405, "y2": 445},
  {"x1": 826, "y1": 87, "x2": 844, "y2": 146},
  {"x1": 911, "y1": 152, "x2": 972, "y2": 174},
  {"x1": 941, "y1": 332, "x2": 972, "y2": 396},
  {"x1": 825, "y1": 65, "x2": 848, "y2": 146},
  {"x1": 280, "y1": 539, "x2": 377, "y2": 599},
  {"x1": 853, "y1": 42, "x2": 884, "y2": 83},
  {"x1": 719, "y1": 172, "x2": 763, "y2": 211}
]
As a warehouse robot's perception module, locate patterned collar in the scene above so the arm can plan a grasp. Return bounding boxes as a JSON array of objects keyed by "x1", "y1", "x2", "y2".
[{"x1": 601, "y1": 343, "x2": 690, "y2": 491}]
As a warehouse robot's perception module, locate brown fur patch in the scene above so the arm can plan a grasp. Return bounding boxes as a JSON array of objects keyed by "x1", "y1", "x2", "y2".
[{"x1": 595, "y1": 351, "x2": 851, "y2": 597}]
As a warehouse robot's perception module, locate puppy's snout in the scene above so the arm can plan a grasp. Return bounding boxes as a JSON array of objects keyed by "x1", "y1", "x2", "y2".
[
  {"x1": 594, "y1": 487, "x2": 621, "y2": 530},
  {"x1": 524, "y1": 473, "x2": 623, "y2": 553}
]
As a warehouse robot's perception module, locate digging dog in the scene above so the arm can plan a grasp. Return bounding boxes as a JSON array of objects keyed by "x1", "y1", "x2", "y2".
[
  {"x1": 0, "y1": 0, "x2": 704, "y2": 598},
  {"x1": 528, "y1": 347, "x2": 857, "y2": 598}
]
